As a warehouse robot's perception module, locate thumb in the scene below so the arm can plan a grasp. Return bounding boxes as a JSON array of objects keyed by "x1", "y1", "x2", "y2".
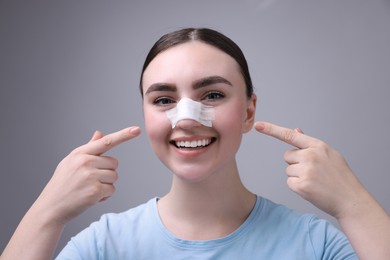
[
  {"x1": 294, "y1": 128, "x2": 304, "y2": 134},
  {"x1": 89, "y1": 130, "x2": 103, "y2": 143}
]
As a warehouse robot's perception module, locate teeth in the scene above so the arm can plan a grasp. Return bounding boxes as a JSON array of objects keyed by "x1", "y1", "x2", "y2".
[{"x1": 175, "y1": 139, "x2": 211, "y2": 148}]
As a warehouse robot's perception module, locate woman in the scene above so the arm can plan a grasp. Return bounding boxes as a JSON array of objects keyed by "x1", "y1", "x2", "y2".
[{"x1": 2, "y1": 28, "x2": 389, "y2": 259}]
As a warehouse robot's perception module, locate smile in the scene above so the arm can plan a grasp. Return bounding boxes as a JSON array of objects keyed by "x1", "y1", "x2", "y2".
[{"x1": 172, "y1": 138, "x2": 215, "y2": 149}]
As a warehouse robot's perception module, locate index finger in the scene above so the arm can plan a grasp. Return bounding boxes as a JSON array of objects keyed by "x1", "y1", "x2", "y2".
[
  {"x1": 76, "y1": 126, "x2": 141, "y2": 155},
  {"x1": 254, "y1": 121, "x2": 317, "y2": 149}
]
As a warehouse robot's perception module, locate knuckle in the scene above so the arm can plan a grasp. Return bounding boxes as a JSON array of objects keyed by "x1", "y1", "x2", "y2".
[
  {"x1": 304, "y1": 152, "x2": 317, "y2": 163},
  {"x1": 78, "y1": 154, "x2": 94, "y2": 167},
  {"x1": 306, "y1": 163, "x2": 317, "y2": 174},
  {"x1": 102, "y1": 136, "x2": 113, "y2": 147},
  {"x1": 301, "y1": 148, "x2": 321, "y2": 164},
  {"x1": 85, "y1": 183, "x2": 102, "y2": 199},
  {"x1": 112, "y1": 171, "x2": 119, "y2": 182},
  {"x1": 314, "y1": 140, "x2": 330, "y2": 156},
  {"x1": 283, "y1": 129, "x2": 296, "y2": 143},
  {"x1": 295, "y1": 179, "x2": 313, "y2": 199},
  {"x1": 283, "y1": 150, "x2": 290, "y2": 160},
  {"x1": 109, "y1": 185, "x2": 116, "y2": 194},
  {"x1": 285, "y1": 165, "x2": 293, "y2": 175},
  {"x1": 101, "y1": 185, "x2": 116, "y2": 201},
  {"x1": 284, "y1": 149, "x2": 296, "y2": 162},
  {"x1": 70, "y1": 146, "x2": 82, "y2": 155},
  {"x1": 111, "y1": 158, "x2": 119, "y2": 169},
  {"x1": 79, "y1": 168, "x2": 94, "y2": 181},
  {"x1": 71, "y1": 142, "x2": 89, "y2": 155},
  {"x1": 300, "y1": 162, "x2": 316, "y2": 179}
]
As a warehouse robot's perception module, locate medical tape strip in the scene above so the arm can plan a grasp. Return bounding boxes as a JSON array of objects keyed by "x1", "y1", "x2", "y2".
[{"x1": 165, "y1": 98, "x2": 215, "y2": 128}]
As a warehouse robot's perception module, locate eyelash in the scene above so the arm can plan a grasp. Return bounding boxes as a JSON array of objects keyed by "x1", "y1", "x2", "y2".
[
  {"x1": 152, "y1": 91, "x2": 225, "y2": 106},
  {"x1": 153, "y1": 97, "x2": 175, "y2": 106},
  {"x1": 202, "y1": 91, "x2": 225, "y2": 101}
]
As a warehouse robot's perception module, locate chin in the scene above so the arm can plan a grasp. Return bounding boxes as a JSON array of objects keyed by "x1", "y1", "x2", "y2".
[{"x1": 170, "y1": 165, "x2": 221, "y2": 184}]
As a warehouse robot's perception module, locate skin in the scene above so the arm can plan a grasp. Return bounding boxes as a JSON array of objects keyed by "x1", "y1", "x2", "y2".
[
  {"x1": 2, "y1": 41, "x2": 389, "y2": 259},
  {"x1": 1, "y1": 127, "x2": 141, "y2": 259},
  {"x1": 142, "y1": 42, "x2": 255, "y2": 183},
  {"x1": 142, "y1": 41, "x2": 257, "y2": 239},
  {"x1": 254, "y1": 121, "x2": 390, "y2": 259}
]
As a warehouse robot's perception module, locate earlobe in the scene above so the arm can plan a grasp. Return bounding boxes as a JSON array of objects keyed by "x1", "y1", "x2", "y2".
[{"x1": 243, "y1": 94, "x2": 257, "y2": 133}]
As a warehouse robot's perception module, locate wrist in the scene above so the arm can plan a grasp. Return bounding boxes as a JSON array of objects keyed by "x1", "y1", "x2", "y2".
[
  {"x1": 28, "y1": 195, "x2": 68, "y2": 229},
  {"x1": 336, "y1": 188, "x2": 380, "y2": 223}
]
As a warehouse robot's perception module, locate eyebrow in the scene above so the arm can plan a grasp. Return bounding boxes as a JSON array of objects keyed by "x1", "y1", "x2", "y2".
[
  {"x1": 193, "y1": 76, "x2": 232, "y2": 89},
  {"x1": 144, "y1": 83, "x2": 176, "y2": 96},
  {"x1": 144, "y1": 75, "x2": 232, "y2": 96}
]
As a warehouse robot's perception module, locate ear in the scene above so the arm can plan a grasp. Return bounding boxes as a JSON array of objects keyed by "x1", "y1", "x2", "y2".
[{"x1": 243, "y1": 93, "x2": 257, "y2": 133}]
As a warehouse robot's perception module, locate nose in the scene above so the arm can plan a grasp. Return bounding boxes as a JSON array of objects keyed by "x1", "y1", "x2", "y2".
[{"x1": 174, "y1": 118, "x2": 202, "y2": 130}]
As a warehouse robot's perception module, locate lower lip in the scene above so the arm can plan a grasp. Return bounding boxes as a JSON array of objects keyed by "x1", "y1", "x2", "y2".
[{"x1": 173, "y1": 143, "x2": 212, "y2": 158}]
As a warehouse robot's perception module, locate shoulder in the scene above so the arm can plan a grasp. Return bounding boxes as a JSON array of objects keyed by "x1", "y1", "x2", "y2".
[
  {"x1": 89, "y1": 197, "x2": 158, "y2": 238},
  {"x1": 56, "y1": 198, "x2": 159, "y2": 259},
  {"x1": 253, "y1": 196, "x2": 356, "y2": 259},
  {"x1": 100, "y1": 197, "x2": 157, "y2": 225},
  {"x1": 257, "y1": 196, "x2": 340, "y2": 236},
  {"x1": 256, "y1": 196, "x2": 313, "y2": 224}
]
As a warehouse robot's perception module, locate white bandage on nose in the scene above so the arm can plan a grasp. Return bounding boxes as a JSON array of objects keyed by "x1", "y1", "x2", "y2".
[{"x1": 166, "y1": 98, "x2": 215, "y2": 128}]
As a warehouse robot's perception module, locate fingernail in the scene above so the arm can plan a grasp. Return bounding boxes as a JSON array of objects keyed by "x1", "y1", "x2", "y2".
[
  {"x1": 129, "y1": 126, "x2": 141, "y2": 135},
  {"x1": 255, "y1": 122, "x2": 265, "y2": 131}
]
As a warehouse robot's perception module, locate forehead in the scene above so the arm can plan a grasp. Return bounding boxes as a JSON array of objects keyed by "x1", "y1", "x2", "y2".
[{"x1": 142, "y1": 41, "x2": 243, "y2": 88}]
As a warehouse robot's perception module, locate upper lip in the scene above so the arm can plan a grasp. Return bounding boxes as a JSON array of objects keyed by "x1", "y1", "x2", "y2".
[{"x1": 170, "y1": 136, "x2": 212, "y2": 142}]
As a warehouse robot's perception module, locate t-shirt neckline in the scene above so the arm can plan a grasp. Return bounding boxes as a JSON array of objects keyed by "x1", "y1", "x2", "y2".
[{"x1": 151, "y1": 195, "x2": 262, "y2": 250}]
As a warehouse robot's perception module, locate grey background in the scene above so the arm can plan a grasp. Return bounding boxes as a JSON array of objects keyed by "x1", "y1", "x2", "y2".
[{"x1": 1, "y1": 0, "x2": 389, "y2": 255}]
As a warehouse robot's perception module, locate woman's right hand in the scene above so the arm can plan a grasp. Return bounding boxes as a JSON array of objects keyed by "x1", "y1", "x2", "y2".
[
  {"x1": 35, "y1": 126, "x2": 141, "y2": 225},
  {"x1": 1, "y1": 126, "x2": 141, "y2": 260}
]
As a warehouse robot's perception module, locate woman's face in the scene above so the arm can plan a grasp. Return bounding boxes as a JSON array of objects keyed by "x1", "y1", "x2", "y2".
[{"x1": 142, "y1": 41, "x2": 256, "y2": 182}]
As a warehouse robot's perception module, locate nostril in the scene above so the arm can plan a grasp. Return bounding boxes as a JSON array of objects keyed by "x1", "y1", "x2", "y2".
[{"x1": 174, "y1": 119, "x2": 202, "y2": 129}]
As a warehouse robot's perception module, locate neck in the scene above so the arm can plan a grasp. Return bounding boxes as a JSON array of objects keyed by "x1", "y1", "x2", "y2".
[{"x1": 157, "y1": 160, "x2": 256, "y2": 240}]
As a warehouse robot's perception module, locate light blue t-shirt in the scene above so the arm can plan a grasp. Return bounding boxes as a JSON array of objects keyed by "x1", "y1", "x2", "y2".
[{"x1": 56, "y1": 196, "x2": 357, "y2": 259}]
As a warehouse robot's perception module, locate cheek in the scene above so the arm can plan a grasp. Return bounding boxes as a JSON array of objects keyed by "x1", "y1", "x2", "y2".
[
  {"x1": 214, "y1": 102, "x2": 247, "y2": 133},
  {"x1": 144, "y1": 108, "x2": 171, "y2": 143},
  {"x1": 213, "y1": 106, "x2": 245, "y2": 158}
]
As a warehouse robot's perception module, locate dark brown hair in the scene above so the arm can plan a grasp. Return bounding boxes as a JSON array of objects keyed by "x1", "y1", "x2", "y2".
[{"x1": 139, "y1": 28, "x2": 254, "y2": 98}]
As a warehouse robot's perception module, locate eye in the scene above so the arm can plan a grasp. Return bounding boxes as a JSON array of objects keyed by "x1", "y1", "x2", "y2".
[
  {"x1": 153, "y1": 97, "x2": 175, "y2": 106},
  {"x1": 202, "y1": 91, "x2": 225, "y2": 101}
]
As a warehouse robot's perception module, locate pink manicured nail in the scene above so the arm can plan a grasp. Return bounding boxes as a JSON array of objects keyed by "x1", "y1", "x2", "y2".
[
  {"x1": 255, "y1": 122, "x2": 265, "y2": 131},
  {"x1": 129, "y1": 126, "x2": 140, "y2": 135}
]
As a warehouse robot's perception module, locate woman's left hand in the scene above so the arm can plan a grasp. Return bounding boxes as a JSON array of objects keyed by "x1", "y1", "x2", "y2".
[
  {"x1": 254, "y1": 121, "x2": 365, "y2": 219},
  {"x1": 254, "y1": 121, "x2": 390, "y2": 260}
]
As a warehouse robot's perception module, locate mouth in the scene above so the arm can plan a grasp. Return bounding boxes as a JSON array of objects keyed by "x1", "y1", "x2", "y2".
[{"x1": 170, "y1": 137, "x2": 216, "y2": 149}]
